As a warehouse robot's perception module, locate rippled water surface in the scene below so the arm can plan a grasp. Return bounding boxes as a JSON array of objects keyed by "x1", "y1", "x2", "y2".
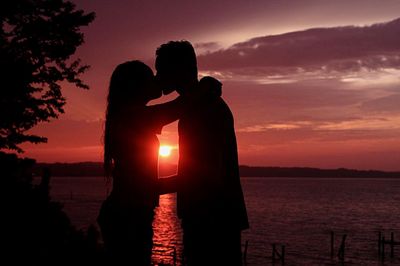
[{"x1": 44, "y1": 177, "x2": 400, "y2": 265}]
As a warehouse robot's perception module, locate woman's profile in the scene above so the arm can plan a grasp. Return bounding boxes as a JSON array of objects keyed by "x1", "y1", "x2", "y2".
[{"x1": 97, "y1": 60, "x2": 181, "y2": 265}]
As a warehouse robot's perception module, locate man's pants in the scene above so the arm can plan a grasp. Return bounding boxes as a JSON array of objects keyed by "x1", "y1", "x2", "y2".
[{"x1": 182, "y1": 222, "x2": 243, "y2": 266}]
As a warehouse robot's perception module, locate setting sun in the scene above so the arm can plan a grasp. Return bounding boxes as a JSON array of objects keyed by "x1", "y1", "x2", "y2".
[{"x1": 159, "y1": 145, "x2": 172, "y2": 157}]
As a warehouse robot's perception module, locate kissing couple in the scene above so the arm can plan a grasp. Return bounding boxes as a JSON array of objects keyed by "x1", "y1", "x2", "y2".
[{"x1": 97, "y1": 40, "x2": 249, "y2": 266}]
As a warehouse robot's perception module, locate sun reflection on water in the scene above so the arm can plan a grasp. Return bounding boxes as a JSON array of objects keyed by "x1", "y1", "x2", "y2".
[{"x1": 152, "y1": 193, "x2": 183, "y2": 265}]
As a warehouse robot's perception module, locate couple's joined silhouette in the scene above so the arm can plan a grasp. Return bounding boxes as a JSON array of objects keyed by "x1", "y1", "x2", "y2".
[{"x1": 97, "y1": 41, "x2": 249, "y2": 266}]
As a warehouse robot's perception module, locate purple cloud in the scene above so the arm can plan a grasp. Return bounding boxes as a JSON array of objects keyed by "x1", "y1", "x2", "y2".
[{"x1": 198, "y1": 18, "x2": 400, "y2": 74}]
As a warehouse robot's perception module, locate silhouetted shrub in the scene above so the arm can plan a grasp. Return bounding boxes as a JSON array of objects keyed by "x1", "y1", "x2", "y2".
[{"x1": 1, "y1": 152, "x2": 104, "y2": 265}]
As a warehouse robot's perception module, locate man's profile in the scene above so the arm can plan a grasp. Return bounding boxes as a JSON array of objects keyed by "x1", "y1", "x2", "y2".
[{"x1": 155, "y1": 40, "x2": 249, "y2": 266}]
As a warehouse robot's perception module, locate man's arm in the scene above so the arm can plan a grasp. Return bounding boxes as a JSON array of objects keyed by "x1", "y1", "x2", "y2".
[
  {"x1": 158, "y1": 175, "x2": 179, "y2": 195},
  {"x1": 145, "y1": 97, "x2": 184, "y2": 131}
]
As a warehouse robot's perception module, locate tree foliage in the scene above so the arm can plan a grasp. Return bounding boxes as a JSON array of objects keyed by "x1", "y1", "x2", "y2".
[{"x1": 0, "y1": 0, "x2": 95, "y2": 152}]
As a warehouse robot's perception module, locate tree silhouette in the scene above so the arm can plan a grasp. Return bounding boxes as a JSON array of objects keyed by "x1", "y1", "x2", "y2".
[{"x1": 0, "y1": 0, "x2": 95, "y2": 152}]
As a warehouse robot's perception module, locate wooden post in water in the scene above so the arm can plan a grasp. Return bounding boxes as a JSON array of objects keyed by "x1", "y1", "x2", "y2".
[
  {"x1": 173, "y1": 246, "x2": 177, "y2": 266},
  {"x1": 243, "y1": 240, "x2": 249, "y2": 265},
  {"x1": 271, "y1": 243, "x2": 285, "y2": 265},
  {"x1": 272, "y1": 243, "x2": 276, "y2": 262},
  {"x1": 378, "y1": 232, "x2": 382, "y2": 257},
  {"x1": 337, "y1": 234, "x2": 347, "y2": 261},
  {"x1": 382, "y1": 236, "x2": 386, "y2": 261},
  {"x1": 330, "y1": 231, "x2": 334, "y2": 259},
  {"x1": 390, "y1": 232, "x2": 394, "y2": 258}
]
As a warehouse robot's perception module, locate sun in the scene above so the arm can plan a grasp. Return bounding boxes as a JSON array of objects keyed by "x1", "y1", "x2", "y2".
[{"x1": 159, "y1": 145, "x2": 172, "y2": 157}]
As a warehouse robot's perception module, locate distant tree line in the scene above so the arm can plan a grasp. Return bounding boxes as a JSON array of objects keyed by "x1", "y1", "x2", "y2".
[
  {"x1": 239, "y1": 165, "x2": 400, "y2": 178},
  {"x1": 34, "y1": 162, "x2": 400, "y2": 178}
]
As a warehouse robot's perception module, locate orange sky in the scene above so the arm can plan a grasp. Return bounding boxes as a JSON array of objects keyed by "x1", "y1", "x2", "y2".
[{"x1": 20, "y1": 0, "x2": 400, "y2": 171}]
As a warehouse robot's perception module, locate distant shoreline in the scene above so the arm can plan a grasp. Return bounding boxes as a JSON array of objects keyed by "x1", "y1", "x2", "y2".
[{"x1": 33, "y1": 162, "x2": 400, "y2": 178}]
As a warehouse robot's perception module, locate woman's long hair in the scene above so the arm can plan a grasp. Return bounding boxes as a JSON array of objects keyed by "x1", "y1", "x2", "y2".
[{"x1": 103, "y1": 60, "x2": 153, "y2": 179}]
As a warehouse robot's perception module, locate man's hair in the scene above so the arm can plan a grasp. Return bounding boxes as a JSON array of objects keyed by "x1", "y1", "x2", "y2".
[{"x1": 156, "y1": 40, "x2": 198, "y2": 79}]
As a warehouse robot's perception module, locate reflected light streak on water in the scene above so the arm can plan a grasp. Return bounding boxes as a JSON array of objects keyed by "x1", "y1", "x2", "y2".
[{"x1": 152, "y1": 193, "x2": 183, "y2": 265}]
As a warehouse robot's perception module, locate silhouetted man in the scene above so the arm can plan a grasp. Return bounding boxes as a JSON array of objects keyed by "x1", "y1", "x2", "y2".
[{"x1": 155, "y1": 41, "x2": 249, "y2": 266}]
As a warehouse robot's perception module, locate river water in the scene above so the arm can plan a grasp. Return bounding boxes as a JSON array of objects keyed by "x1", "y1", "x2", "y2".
[{"x1": 44, "y1": 176, "x2": 400, "y2": 265}]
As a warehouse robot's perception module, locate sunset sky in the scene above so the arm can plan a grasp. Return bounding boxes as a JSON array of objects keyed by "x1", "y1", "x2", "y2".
[{"x1": 22, "y1": 0, "x2": 400, "y2": 171}]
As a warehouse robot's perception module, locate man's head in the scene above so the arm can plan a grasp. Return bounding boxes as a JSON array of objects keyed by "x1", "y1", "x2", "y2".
[{"x1": 155, "y1": 40, "x2": 198, "y2": 95}]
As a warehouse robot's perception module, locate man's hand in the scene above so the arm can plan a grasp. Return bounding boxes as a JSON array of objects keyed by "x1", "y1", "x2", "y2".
[{"x1": 158, "y1": 175, "x2": 179, "y2": 195}]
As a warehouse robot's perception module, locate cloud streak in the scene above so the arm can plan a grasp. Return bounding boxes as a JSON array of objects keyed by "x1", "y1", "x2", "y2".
[{"x1": 198, "y1": 18, "x2": 400, "y2": 77}]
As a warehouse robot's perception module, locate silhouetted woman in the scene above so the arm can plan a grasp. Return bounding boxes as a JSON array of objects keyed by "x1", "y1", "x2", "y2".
[{"x1": 98, "y1": 61, "x2": 181, "y2": 265}]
